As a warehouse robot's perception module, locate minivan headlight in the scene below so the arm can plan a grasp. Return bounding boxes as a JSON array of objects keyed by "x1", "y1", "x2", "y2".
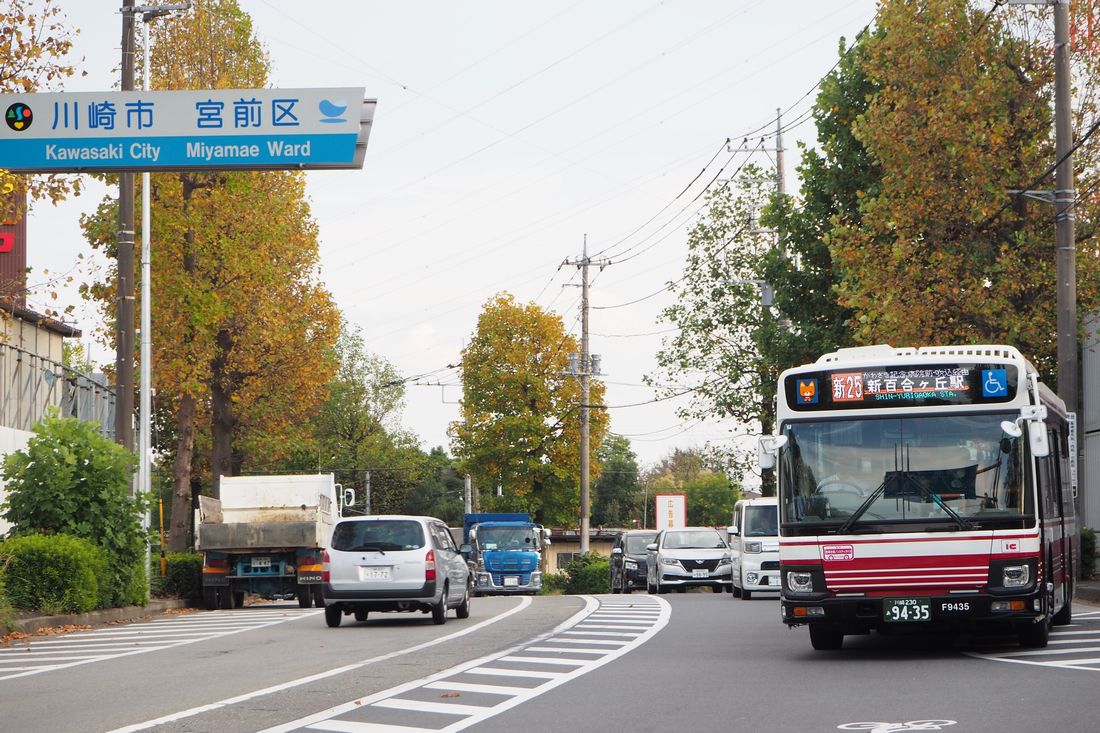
[
  {"x1": 1003, "y1": 565, "x2": 1030, "y2": 588},
  {"x1": 624, "y1": 559, "x2": 638, "y2": 569},
  {"x1": 660, "y1": 557, "x2": 680, "y2": 567},
  {"x1": 787, "y1": 571, "x2": 814, "y2": 593},
  {"x1": 744, "y1": 541, "x2": 763, "y2": 554}
]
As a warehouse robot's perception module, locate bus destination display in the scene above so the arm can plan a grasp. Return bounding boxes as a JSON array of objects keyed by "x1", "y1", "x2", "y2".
[{"x1": 785, "y1": 363, "x2": 1018, "y2": 411}]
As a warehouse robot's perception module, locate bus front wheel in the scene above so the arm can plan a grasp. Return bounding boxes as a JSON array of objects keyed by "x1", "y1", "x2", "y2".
[{"x1": 808, "y1": 625, "x2": 843, "y2": 651}]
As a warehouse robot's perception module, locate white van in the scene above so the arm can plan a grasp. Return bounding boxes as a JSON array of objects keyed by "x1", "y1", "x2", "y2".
[{"x1": 728, "y1": 497, "x2": 779, "y2": 599}]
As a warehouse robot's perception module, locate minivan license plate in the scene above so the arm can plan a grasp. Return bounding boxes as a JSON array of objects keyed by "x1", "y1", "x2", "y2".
[
  {"x1": 883, "y1": 598, "x2": 930, "y2": 622},
  {"x1": 359, "y1": 566, "x2": 391, "y2": 581},
  {"x1": 692, "y1": 569, "x2": 709, "y2": 578}
]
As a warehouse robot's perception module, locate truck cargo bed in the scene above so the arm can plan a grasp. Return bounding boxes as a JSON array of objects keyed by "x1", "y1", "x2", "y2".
[{"x1": 196, "y1": 521, "x2": 324, "y2": 551}]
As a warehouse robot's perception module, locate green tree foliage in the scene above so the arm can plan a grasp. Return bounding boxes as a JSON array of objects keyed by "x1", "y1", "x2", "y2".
[
  {"x1": 0, "y1": 413, "x2": 146, "y2": 606},
  {"x1": 275, "y1": 323, "x2": 427, "y2": 515},
  {"x1": 451, "y1": 293, "x2": 608, "y2": 526},
  {"x1": 651, "y1": 169, "x2": 775, "y2": 481},
  {"x1": 832, "y1": 0, "x2": 1100, "y2": 378},
  {"x1": 759, "y1": 30, "x2": 877, "y2": 370},
  {"x1": 592, "y1": 435, "x2": 642, "y2": 528},
  {"x1": 403, "y1": 447, "x2": 465, "y2": 525},
  {"x1": 684, "y1": 470, "x2": 739, "y2": 527},
  {"x1": 0, "y1": 0, "x2": 82, "y2": 219}
]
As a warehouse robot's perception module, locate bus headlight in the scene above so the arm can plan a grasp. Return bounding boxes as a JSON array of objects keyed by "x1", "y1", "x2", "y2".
[
  {"x1": 787, "y1": 571, "x2": 814, "y2": 593},
  {"x1": 744, "y1": 542, "x2": 763, "y2": 554},
  {"x1": 1002, "y1": 565, "x2": 1030, "y2": 588}
]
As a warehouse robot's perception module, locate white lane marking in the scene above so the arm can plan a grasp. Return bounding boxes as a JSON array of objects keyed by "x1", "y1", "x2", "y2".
[
  {"x1": 372, "y1": 698, "x2": 488, "y2": 715},
  {"x1": 523, "y1": 646, "x2": 605, "y2": 654},
  {"x1": 262, "y1": 596, "x2": 668, "y2": 733},
  {"x1": 103, "y1": 596, "x2": 533, "y2": 733},
  {"x1": 563, "y1": 631, "x2": 639, "y2": 637},
  {"x1": 536, "y1": 637, "x2": 627, "y2": 645},
  {"x1": 0, "y1": 609, "x2": 320, "y2": 682},
  {"x1": 423, "y1": 681, "x2": 531, "y2": 696},
  {"x1": 967, "y1": 616, "x2": 1100, "y2": 672},
  {"x1": 466, "y1": 666, "x2": 564, "y2": 679},
  {"x1": 309, "y1": 723, "x2": 434, "y2": 733},
  {"x1": 498, "y1": 655, "x2": 588, "y2": 665}
]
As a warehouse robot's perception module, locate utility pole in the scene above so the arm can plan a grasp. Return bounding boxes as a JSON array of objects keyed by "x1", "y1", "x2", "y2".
[
  {"x1": 563, "y1": 236, "x2": 609, "y2": 554},
  {"x1": 364, "y1": 471, "x2": 371, "y2": 515},
  {"x1": 775, "y1": 107, "x2": 785, "y2": 198},
  {"x1": 464, "y1": 475, "x2": 472, "y2": 514},
  {"x1": 116, "y1": 0, "x2": 137, "y2": 449},
  {"x1": 1053, "y1": 0, "x2": 1078, "y2": 415},
  {"x1": 1009, "y1": 0, "x2": 1077, "y2": 414}
]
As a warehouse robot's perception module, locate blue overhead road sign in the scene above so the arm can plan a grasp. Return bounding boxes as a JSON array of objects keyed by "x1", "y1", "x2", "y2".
[{"x1": 0, "y1": 87, "x2": 375, "y2": 172}]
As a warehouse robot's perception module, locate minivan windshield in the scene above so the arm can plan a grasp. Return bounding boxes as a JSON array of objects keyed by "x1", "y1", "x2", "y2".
[
  {"x1": 779, "y1": 413, "x2": 1030, "y2": 535},
  {"x1": 331, "y1": 520, "x2": 425, "y2": 552},
  {"x1": 662, "y1": 530, "x2": 727, "y2": 549},
  {"x1": 743, "y1": 505, "x2": 778, "y2": 537}
]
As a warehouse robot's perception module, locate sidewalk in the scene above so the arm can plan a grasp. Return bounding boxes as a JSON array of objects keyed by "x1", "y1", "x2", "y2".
[
  {"x1": 10, "y1": 598, "x2": 193, "y2": 635},
  {"x1": 1077, "y1": 578, "x2": 1100, "y2": 605}
]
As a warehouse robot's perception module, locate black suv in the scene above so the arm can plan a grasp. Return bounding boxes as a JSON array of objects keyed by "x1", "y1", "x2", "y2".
[{"x1": 610, "y1": 530, "x2": 658, "y2": 594}]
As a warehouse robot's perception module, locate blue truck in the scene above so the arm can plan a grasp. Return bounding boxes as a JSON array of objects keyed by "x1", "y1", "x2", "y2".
[{"x1": 461, "y1": 513, "x2": 549, "y2": 595}]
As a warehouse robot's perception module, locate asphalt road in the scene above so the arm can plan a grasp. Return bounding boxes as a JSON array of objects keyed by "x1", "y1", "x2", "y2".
[{"x1": 3, "y1": 592, "x2": 1100, "y2": 733}]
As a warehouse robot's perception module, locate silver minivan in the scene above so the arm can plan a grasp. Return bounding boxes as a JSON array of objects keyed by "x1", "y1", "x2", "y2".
[{"x1": 322, "y1": 515, "x2": 471, "y2": 626}]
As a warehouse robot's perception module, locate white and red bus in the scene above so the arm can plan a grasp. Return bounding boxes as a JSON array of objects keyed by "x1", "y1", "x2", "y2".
[{"x1": 760, "y1": 344, "x2": 1078, "y2": 650}]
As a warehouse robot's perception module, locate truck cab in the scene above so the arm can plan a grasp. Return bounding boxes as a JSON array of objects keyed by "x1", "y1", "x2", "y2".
[
  {"x1": 461, "y1": 513, "x2": 549, "y2": 595},
  {"x1": 729, "y1": 497, "x2": 779, "y2": 599}
]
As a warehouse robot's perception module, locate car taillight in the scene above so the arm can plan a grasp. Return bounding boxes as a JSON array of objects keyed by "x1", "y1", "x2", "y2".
[
  {"x1": 322, "y1": 550, "x2": 330, "y2": 582},
  {"x1": 425, "y1": 549, "x2": 436, "y2": 581}
]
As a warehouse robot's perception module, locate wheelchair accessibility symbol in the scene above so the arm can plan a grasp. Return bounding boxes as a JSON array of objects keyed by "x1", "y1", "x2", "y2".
[{"x1": 981, "y1": 368, "x2": 1007, "y2": 398}]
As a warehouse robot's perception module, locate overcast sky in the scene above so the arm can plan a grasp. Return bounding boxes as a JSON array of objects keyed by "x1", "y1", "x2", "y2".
[{"x1": 26, "y1": 0, "x2": 879, "y2": 469}]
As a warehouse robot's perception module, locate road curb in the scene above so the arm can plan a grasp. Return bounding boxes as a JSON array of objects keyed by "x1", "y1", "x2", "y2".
[{"x1": 12, "y1": 598, "x2": 193, "y2": 634}]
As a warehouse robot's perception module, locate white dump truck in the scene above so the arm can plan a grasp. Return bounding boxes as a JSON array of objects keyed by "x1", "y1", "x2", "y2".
[{"x1": 194, "y1": 474, "x2": 353, "y2": 610}]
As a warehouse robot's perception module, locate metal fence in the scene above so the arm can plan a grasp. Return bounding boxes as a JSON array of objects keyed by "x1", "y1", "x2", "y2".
[{"x1": 0, "y1": 340, "x2": 116, "y2": 439}]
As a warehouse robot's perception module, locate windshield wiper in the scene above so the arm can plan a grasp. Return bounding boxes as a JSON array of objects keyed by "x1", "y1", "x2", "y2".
[
  {"x1": 908, "y1": 473, "x2": 973, "y2": 531},
  {"x1": 836, "y1": 478, "x2": 889, "y2": 535},
  {"x1": 355, "y1": 544, "x2": 388, "y2": 554}
]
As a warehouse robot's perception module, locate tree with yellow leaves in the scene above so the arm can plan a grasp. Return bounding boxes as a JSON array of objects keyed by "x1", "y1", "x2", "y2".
[
  {"x1": 451, "y1": 293, "x2": 608, "y2": 526},
  {"x1": 81, "y1": 0, "x2": 339, "y2": 550}
]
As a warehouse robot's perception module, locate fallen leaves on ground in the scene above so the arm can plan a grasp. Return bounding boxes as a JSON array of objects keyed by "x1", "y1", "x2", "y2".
[{"x1": 1, "y1": 624, "x2": 91, "y2": 647}]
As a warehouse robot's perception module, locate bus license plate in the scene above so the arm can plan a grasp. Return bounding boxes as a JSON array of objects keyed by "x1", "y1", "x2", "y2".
[
  {"x1": 251, "y1": 556, "x2": 271, "y2": 569},
  {"x1": 883, "y1": 598, "x2": 930, "y2": 622},
  {"x1": 692, "y1": 569, "x2": 709, "y2": 578}
]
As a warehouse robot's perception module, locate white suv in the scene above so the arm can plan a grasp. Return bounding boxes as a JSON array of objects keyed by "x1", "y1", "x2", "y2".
[{"x1": 322, "y1": 515, "x2": 471, "y2": 626}]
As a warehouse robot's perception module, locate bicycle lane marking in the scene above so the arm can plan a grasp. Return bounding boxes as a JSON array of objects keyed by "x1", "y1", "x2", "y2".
[
  {"x1": 259, "y1": 596, "x2": 669, "y2": 733},
  {"x1": 103, "y1": 596, "x2": 533, "y2": 733}
]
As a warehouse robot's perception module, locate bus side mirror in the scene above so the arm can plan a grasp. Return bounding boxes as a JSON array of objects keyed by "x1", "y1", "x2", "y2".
[{"x1": 758, "y1": 434, "x2": 789, "y2": 470}]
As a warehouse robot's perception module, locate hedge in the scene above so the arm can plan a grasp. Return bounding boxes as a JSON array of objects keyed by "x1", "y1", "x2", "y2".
[
  {"x1": 151, "y1": 552, "x2": 203, "y2": 601},
  {"x1": 1082, "y1": 527, "x2": 1097, "y2": 580},
  {"x1": 0, "y1": 534, "x2": 111, "y2": 614},
  {"x1": 564, "y1": 553, "x2": 611, "y2": 595}
]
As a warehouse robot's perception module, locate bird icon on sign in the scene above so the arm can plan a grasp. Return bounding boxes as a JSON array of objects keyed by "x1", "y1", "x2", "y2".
[{"x1": 318, "y1": 99, "x2": 348, "y2": 123}]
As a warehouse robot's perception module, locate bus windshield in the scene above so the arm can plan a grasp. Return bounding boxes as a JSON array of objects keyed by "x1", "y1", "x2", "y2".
[{"x1": 778, "y1": 412, "x2": 1030, "y2": 534}]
